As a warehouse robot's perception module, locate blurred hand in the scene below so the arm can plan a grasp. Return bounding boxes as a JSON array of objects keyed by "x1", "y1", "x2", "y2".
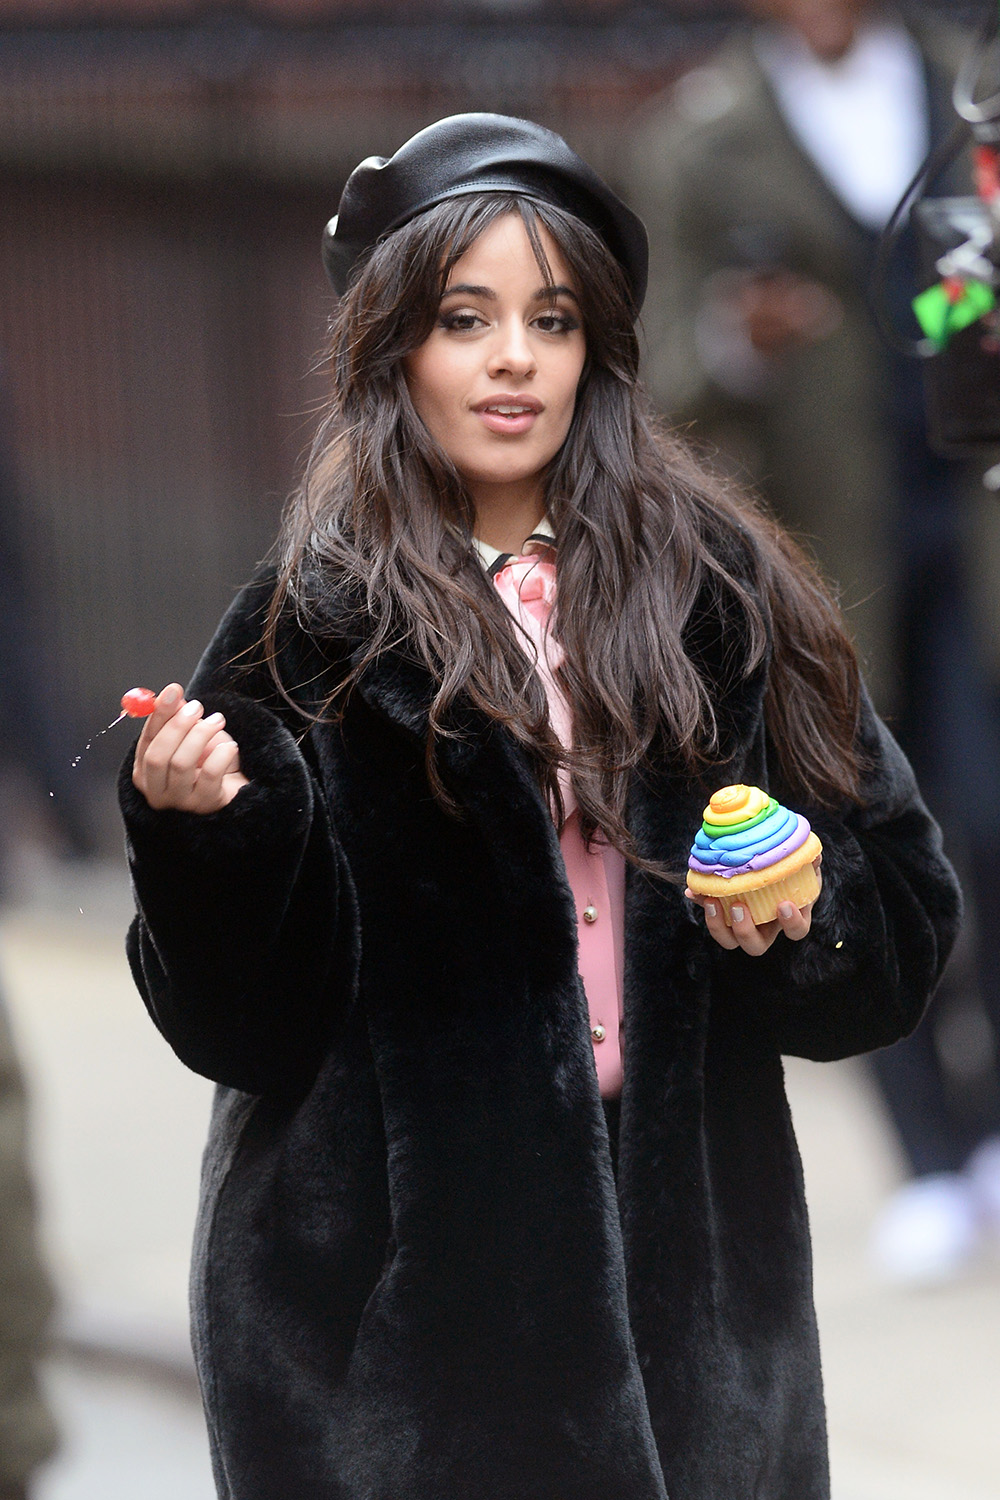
[
  {"x1": 685, "y1": 857, "x2": 822, "y2": 956},
  {"x1": 719, "y1": 270, "x2": 843, "y2": 357},
  {"x1": 132, "y1": 683, "x2": 248, "y2": 813}
]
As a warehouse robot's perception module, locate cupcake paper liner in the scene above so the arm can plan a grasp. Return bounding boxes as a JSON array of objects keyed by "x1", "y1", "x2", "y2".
[{"x1": 714, "y1": 859, "x2": 821, "y2": 928}]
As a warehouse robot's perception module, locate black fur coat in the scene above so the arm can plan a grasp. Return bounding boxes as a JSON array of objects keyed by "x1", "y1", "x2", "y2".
[{"x1": 119, "y1": 569, "x2": 959, "y2": 1500}]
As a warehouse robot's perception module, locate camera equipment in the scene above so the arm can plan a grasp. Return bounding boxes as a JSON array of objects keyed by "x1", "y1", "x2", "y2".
[{"x1": 874, "y1": 5, "x2": 1000, "y2": 475}]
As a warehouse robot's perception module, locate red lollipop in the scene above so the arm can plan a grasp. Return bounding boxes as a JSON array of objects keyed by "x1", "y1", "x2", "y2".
[{"x1": 121, "y1": 687, "x2": 157, "y2": 719}]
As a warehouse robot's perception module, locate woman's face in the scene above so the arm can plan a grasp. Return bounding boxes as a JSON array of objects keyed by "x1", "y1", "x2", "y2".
[{"x1": 405, "y1": 212, "x2": 586, "y2": 518}]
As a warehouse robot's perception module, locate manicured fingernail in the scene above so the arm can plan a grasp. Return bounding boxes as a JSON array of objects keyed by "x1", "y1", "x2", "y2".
[
  {"x1": 204, "y1": 712, "x2": 224, "y2": 726},
  {"x1": 778, "y1": 902, "x2": 795, "y2": 919},
  {"x1": 705, "y1": 903, "x2": 716, "y2": 918},
  {"x1": 160, "y1": 684, "x2": 180, "y2": 704},
  {"x1": 731, "y1": 906, "x2": 744, "y2": 923},
  {"x1": 180, "y1": 699, "x2": 202, "y2": 717}
]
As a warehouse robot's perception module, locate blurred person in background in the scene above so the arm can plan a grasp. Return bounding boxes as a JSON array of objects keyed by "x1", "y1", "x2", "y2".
[
  {"x1": 0, "y1": 366, "x2": 61, "y2": 1495},
  {"x1": 0, "y1": 374, "x2": 93, "y2": 880},
  {"x1": 630, "y1": 0, "x2": 1000, "y2": 1284}
]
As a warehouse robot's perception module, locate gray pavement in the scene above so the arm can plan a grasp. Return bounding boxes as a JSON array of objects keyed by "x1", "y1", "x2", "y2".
[
  {"x1": 38, "y1": 1358, "x2": 214, "y2": 1500},
  {"x1": 788, "y1": 1054, "x2": 1000, "y2": 1500},
  {"x1": 2, "y1": 855, "x2": 998, "y2": 1499}
]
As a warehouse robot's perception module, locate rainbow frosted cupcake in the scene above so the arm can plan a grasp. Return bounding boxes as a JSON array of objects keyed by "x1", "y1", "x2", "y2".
[{"x1": 687, "y1": 784, "x2": 822, "y2": 927}]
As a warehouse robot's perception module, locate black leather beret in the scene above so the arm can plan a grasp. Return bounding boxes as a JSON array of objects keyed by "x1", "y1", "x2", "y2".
[{"x1": 322, "y1": 112, "x2": 648, "y2": 311}]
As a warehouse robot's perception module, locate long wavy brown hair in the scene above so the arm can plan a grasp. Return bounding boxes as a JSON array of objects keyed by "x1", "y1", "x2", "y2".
[{"x1": 267, "y1": 191, "x2": 861, "y2": 868}]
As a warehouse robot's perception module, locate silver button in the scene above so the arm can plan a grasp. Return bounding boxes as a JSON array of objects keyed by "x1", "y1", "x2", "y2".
[
  {"x1": 583, "y1": 905, "x2": 598, "y2": 924},
  {"x1": 592, "y1": 1024, "x2": 607, "y2": 1043}
]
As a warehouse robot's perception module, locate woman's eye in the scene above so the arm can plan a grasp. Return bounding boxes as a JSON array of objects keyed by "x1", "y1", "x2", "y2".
[
  {"x1": 534, "y1": 310, "x2": 579, "y2": 334},
  {"x1": 439, "y1": 310, "x2": 485, "y2": 332}
]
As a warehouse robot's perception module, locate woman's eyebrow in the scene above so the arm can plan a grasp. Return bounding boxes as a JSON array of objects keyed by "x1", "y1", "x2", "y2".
[
  {"x1": 439, "y1": 282, "x2": 580, "y2": 302},
  {"x1": 441, "y1": 283, "x2": 496, "y2": 299},
  {"x1": 537, "y1": 283, "x2": 580, "y2": 303}
]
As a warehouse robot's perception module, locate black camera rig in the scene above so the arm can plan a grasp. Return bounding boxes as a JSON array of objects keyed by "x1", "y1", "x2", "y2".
[{"x1": 877, "y1": 5, "x2": 1000, "y2": 474}]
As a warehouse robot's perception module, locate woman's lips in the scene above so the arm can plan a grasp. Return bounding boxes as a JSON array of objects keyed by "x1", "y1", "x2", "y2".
[{"x1": 473, "y1": 396, "x2": 543, "y2": 436}]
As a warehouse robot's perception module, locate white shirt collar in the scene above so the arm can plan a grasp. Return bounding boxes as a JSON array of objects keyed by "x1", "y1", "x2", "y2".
[
  {"x1": 754, "y1": 19, "x2": 928, "y2": 231},
  {"x1": 472, "y1": 515, "x2": 556, "y2": 572}
]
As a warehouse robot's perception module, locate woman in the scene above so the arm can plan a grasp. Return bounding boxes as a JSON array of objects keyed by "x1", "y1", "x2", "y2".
[{"x1": 119, "y1": 114, "x2": 959, "y2": 1500}]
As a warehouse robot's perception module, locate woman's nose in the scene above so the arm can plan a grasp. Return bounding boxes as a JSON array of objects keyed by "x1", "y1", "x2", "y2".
[{"x1": 487, "y1": 319, "x2": 536, "y2": 379}]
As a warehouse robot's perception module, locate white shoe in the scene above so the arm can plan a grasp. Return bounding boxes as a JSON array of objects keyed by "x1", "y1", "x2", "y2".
[
  {"x1": 869, "y1": 1173, "x2": 981, "y2": 1286},
  {"x1": 965, "y1": 1134, "x2": 1000, "y2": 1232}
]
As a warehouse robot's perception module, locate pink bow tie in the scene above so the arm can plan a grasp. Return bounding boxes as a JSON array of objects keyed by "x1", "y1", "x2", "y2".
[{"x1": 492, "y1": 554, "x2": 559, "y2": 628}]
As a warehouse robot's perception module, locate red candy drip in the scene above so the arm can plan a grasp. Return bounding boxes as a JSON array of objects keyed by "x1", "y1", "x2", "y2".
[{"x1": 121, "y1": 687, "x2": 156, "y2": 718}]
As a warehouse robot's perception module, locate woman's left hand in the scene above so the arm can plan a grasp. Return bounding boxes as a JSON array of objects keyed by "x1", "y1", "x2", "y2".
[{"x1": 685, "y1": 857, "x2": 822, "y2": 956}]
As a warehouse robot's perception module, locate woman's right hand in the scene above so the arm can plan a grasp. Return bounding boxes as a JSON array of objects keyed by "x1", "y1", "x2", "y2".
[{"x1": 132, "y1": 683, "x2": 249, "y2": 813}]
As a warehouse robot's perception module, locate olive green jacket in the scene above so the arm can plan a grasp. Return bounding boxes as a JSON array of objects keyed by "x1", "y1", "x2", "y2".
[
  {"x1": 0, "y1": 998, "x2": 57, "y2": 1489},
  {"x1": 628, "y1": 13, "x2": 1000, "y2": 712}
]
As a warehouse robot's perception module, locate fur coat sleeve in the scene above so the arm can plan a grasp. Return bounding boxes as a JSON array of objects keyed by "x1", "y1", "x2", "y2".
[
  {"x1": 709, "y1": 688, "x2": 960, "y2": 1063},
  {"x1": 119, "y1": 577, "x2": 356, "y2": 1096}
]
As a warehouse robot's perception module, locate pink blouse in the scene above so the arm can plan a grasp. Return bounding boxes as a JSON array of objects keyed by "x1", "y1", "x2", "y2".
[{"x1": 483, "y1": 529, "x2": 625, "y2": 1098}]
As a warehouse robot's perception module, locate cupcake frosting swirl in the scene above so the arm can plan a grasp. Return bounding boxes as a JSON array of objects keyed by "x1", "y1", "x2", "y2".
[{"x1": 688, "y1": 784, "x2": 811, "y2": 879}]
